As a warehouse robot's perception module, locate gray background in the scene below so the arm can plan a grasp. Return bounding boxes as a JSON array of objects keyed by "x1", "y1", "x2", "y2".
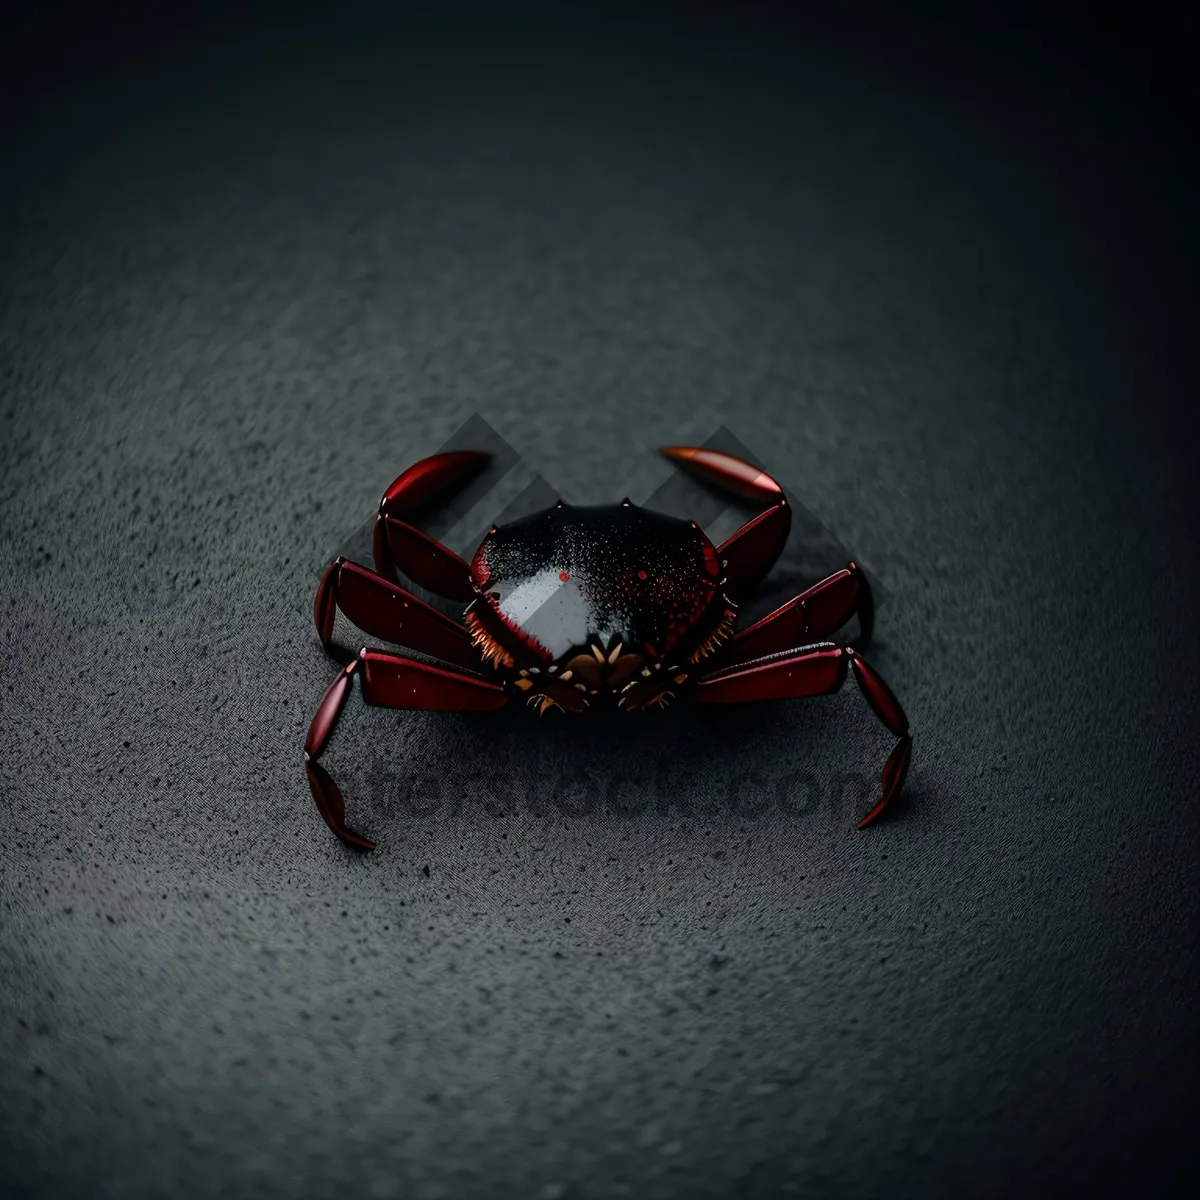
[{"x1": 2, "y1": 8, "x2": 1197, "y2": 1198}]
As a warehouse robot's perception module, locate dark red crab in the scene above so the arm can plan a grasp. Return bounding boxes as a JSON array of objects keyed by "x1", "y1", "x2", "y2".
[{"x1": 305, "y1": 447, "x2": 912, "y2": 848}]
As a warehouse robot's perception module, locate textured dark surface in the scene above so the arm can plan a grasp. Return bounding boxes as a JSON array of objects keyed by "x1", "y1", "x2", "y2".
[{"x1": 2, "y1": 10, "x2": 1197, "y2": 1199}]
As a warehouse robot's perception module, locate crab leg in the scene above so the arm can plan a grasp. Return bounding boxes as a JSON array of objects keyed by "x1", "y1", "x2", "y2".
[
  {"x1": 660, "y1": 446, "x2": 791, "y2": 595},
  {"x1": 694, "y1": 643, "x2": 911, "y2": 828},
  {"x1": 723, "y1": 562, "x2": 874, "y2": 663},
  {"x1": 313, "y1": 557, "x2": 480, "y2": 671},
  {"x1": 304, "y1": 648, "x2": 509, "y2": 848},
  {"x1": 373, "y1": 451, "x2": 490, "y2": 602}
]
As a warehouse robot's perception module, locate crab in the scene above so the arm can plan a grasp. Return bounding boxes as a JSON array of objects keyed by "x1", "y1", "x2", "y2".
[{"x1": 305, "y1": 447, "x2": 912, "y2": 848}]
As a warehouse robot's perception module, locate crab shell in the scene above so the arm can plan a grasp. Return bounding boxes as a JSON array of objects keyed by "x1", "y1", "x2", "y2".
[{"x1": 464, "y1": 501, "x2": 738, "y2": 712}]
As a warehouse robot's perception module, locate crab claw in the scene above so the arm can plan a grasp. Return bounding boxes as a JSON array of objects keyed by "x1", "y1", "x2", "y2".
[
  {"x1": 659, "y1": 446, "x2": 784, "y2": 504},
  {"x1": 379, "y1": 450, "x2": 491, "y2": 516},
  {"x1": 661, "y1": 446, "x2": 792, "y2": 595},
  {"x1": 375, "y1": 450, "x2": 491, "y2": 600}
]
